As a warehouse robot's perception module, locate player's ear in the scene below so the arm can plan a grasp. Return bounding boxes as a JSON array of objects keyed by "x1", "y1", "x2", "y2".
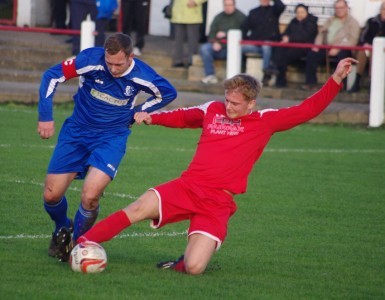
[{"x1": 248, "y1": 99, "x2": 257, "y2": 110}]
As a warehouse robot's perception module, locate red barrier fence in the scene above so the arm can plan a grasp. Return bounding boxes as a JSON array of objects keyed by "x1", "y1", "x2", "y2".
[
  {"x1": 222, "y1": 39, "x2": 373, "y2": 52},
  {"x1": 0, "y1": 25, "x2": 80, "y2": 35}
]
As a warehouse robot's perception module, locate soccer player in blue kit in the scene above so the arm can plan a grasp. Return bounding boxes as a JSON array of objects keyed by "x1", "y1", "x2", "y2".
[{"x1": 37, "y1": 33, "x2": 177, "y2": 262}]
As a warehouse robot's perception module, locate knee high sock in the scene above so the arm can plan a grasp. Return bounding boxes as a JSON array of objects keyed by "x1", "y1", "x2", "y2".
[
  {"x1": 173, "y1": 259, "x2": 186, "y2": 273},
  {"x1": 44, "y1": 196, "x2": 71, "y2": 235},
  {"x1": 73, "y1": 204, "x2": 100, "y2": 241},
  {"x1": 77, "y1": 210, "x2": 131, "y2": 244}
]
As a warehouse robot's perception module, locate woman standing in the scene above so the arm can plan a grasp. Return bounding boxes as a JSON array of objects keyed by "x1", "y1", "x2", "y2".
[{"x1": 171, "y1": 0, "x2": 207, "y2": 68}]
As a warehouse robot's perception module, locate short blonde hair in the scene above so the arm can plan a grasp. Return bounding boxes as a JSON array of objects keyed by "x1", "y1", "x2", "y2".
[{"x1": 223, "y1": 73, "x2": 262, "y2": 101}]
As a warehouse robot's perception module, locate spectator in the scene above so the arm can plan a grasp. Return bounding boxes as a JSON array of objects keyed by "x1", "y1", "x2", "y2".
[
  {"x1": 275, "y1": 4, "x2": 318, "y2": 88},
  {"x1": 348, "y1": 1, "x2": 385, "y2": 93},
  {"x1": 69, "y1": 0, "x2": 110, "y2": 54},
  {"x1": 171, "y1": 0, "x2": 207, "y2": 68},
  {"x1": 96, "y1": 0, "x2": 118, "y2": 48},
  {"x1": 70, "y1": 0, "x2": 98, "y2": 54},
  {"x1": 241, "y1": 0, "x2": 286, "y2": 86},
  {"x1": 301, "y1": 0, "x2": 360, "y2": 90},
  {"x1": 200, "y1": 0, "x2": 246, "y2": 84},
  {"x1": 121, "y1": 0, "x2": 149, "y2": 56},
  {"x1": 51, "y1": 0, "x2": 70, "y2": 29}
]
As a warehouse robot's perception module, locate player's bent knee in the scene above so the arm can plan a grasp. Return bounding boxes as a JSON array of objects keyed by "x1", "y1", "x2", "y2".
[
  {"x1": 124, "y1": 191, "x2": 159, "y2": 223},
  {"x1": 184, "y1": 259, "x2": 207, "y2": 275},
  {"x1": 43, "y1": 189, "x2": 62, "y2": 204},
  {"x1": 81, "y1": 191, "x2": 101, "y2": 210},
  {"x1": 81, "y1": 197, "x2": 100, "y2": 210}
]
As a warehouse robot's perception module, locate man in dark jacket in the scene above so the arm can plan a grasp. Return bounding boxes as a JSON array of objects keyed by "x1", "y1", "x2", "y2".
[
  {"x1": 241, "y1": 0, "x2": 286, "y2": 85},
  {"x1": 348, "y1": 2, "x2": 385, "y2": 93},
  {"x1": 275, "y1": 4, "x2": 318, "y2": 87},
  {"x1": 69, "y1": 0, "x2": 112, "y2": 55},
  {"x1": 121, "y1": 0, "x2": 149, "y2": 56}
]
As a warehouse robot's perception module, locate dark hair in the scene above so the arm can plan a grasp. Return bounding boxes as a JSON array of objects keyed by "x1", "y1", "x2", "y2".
[
  {"x1": 104, "y1": 33, "x2": 133, "y2": 56},
  {"x1": 295, "y1": 3, "x2": 309, "y2": 13},
  {"x1": 223, "y1": 73, "x2": 262, "y2": 101}
]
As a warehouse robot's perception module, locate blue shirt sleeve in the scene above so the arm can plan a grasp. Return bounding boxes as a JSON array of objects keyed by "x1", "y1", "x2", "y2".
[{"x1": 38, "y1": 63, "x2": 67, "y2": 121}]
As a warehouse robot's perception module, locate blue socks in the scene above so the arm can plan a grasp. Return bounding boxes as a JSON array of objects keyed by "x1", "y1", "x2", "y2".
[
  {"x1": 44, "y1": 196, "x2": 72, "y2": 235},
  {"x1": 73, "y1": 204, "x2": 99, "y2": 241},
  {"x1": 44, "y1": 196, "x2": 99, "y2": 239}
]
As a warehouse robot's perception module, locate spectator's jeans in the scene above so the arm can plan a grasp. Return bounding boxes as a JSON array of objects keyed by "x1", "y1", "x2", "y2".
[
  {"x1": 241, "y1": 45, "x2": 272, "y2": 70},
  {"x1": 200, "y1": 43, "x2": 227, "y2": 76}
]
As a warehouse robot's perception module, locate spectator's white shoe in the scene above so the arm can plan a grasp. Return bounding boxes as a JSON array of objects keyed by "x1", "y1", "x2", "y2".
[
  {"x1": 201, "y1": 75, "x2": 218, "y2": 84},
  {"x1": 133, "y1": 47, "x2": 142, "y2": 56}
]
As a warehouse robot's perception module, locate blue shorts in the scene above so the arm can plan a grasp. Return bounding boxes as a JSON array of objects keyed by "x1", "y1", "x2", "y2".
[{"x1": 47, "y1": 119, "x2": 130, "y2": 179}]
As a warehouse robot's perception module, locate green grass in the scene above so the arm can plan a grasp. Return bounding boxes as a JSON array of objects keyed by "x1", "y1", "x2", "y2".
[{"x1": 1, "y1": 103, "x2": 385, "y2": 299}]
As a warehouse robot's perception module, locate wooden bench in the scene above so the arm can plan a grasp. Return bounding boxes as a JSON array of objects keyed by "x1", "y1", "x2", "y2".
[{"x1": 188, "y1": 51, "x2": 357, "y2": 89}]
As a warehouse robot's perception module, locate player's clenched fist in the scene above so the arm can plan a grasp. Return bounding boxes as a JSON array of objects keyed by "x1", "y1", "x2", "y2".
[
  {"x1": 134, "y1": 112, "x2": 152, "y2": 125},
  {"x1": 37, "y1": 121, "x2": 55, "y2": 139}
]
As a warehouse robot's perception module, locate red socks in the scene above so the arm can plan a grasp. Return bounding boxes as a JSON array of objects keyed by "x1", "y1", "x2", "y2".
[
  {"x1": 173, "y1": 259, "x2": 186, "y2": 273},
  {"x1": 77, "y1": 210, "x2": 131, "y2": 244},
  {"x1": 171, "y1": 256, "x2": 186, "y2": 273}
]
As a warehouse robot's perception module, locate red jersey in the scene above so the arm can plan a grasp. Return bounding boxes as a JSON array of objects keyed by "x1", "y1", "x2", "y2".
[{"x1": 150, "y1": 78, "x2": 342, "y2": 194}]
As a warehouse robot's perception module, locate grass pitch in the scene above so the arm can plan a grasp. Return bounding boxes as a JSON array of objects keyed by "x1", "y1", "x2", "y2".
[{"x1": 0, "y1": 103, "x2": 384, "y2": 299}]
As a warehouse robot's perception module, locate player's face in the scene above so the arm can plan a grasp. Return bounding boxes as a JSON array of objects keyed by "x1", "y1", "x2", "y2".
[
  {"x1": 105, "y1": 50, "x2": 133, "y2": 77},
  {"x1": 224, "y1": 90, "x2": 256, "y2": 119}
]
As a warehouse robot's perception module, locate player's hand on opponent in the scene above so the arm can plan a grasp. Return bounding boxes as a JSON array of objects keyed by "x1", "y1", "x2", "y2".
[
  {"x1": 332, "y1": 57, "x2": 358, "y2": 84},
  {"x1": 134, "y1": 112, "x2": 152, "y2": 125},
  {"x1": 37, "y1": 121, "x2": 55, "y2": 139}
]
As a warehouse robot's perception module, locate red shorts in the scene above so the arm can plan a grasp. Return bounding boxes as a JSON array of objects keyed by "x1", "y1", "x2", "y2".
[{"x1": 150, "y1": 178, "x2": 237, "y2": 249}]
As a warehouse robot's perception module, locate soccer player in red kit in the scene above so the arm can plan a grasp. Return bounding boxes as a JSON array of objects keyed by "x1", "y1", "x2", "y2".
[{"x1": 67, "y1": 57, "x2": 357, "y2": 275}]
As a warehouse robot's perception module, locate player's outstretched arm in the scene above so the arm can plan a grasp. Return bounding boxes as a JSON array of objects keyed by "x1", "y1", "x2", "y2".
[
  {"x1": 332, "y1": 57, "x2": 358, "y2": 84},
  {"x1": 134, "y1": 112, "x2": 152, "y2": 125}
]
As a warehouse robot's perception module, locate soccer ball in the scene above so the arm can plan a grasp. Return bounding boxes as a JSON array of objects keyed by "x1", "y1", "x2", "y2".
[{"x1": 69, "y1": 241, "x2": 107, "y2": 273}]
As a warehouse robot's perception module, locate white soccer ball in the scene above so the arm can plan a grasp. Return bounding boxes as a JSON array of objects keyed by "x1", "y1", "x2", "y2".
[{"x1": 69, "y1": 241, "x2": 107, "y2": 273}]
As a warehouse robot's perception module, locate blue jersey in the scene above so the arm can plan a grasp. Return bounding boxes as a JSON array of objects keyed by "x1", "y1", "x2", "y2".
[{"x1": 38, "y1": 47, "x2": 177, "y2": 130}]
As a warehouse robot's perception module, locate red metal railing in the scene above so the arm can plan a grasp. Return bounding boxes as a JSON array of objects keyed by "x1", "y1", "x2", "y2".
[
  {"x1": 0, "y1": 25, "x2": 80, "y2": 35},
  {"x1": 223, "y1": 39, "x2": 373, "y2": 52}
]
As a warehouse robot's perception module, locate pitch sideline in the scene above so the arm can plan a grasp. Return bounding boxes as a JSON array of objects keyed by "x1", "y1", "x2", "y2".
[
  {"x1": 0, "y1": 230, "x2": 188, "y2": 240},
  {"x1": 2, "y1": 143, "x2": 385, "y2": 153}
]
